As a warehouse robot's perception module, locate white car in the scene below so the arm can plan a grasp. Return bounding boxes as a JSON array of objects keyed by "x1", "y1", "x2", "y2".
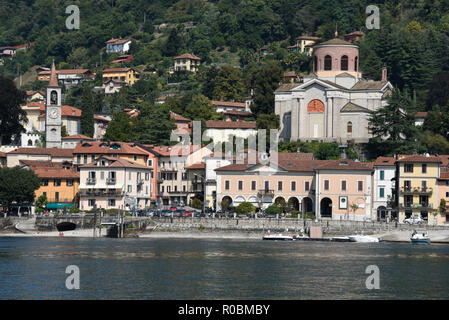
[{"x1": 403, "y1": 216, "x2": 423, "y2": 224}]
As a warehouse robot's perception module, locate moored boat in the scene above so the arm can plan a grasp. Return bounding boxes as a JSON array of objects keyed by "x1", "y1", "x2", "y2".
[
  {"x1": 348, "y1": 235, "x2": 381, "y2": 243},
  {"x1": 262, "y1": 234, "x2": 294, "y2": 241},
  {"x1": 411, "y1": 231, "x2": 431, "y2": 244}
]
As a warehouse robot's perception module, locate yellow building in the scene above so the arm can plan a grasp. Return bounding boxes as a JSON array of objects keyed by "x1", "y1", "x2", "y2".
[
  {"x1": 174, "y1": 53, "x2": 201, "y2": 72},
  {"x1": 20, "y1": 160, "x2": 80, "y2": 209},
  {"x1": 396, "y1": 155, "x2": 441, "y2": 224},
  {"x1": 102, "y1": 68, "x2": 140, "y2": 86},
  {"x1": 287, "y1": 36, "x2": 320, "y2": 56}
]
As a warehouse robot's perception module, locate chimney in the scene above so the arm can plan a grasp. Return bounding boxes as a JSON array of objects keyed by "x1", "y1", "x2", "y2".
[{"x1": 382, "y1": 66, "x2": 388, "y2": 82}]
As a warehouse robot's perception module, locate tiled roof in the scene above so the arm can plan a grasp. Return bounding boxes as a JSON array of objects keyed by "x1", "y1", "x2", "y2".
[
  {"x1": 284, "y1": 71, "x2": 296, "y2": 77},
  {"x1": 206, "y1": 121, "x2": 256, "y2": 129},
  {"x1": 8, "y1": 147, "x2": 74, "y2": 158},
  {"x1": 0, "y1": 152, "x2": 7, "y2": 158},
  {"x1": 81, "y1": 157, "x2": 149, "y2": 169},
  {"x1": 275, "y1": 83, "x2": 299, "y2": 93},
  {"x1": 211, "y1": 100, "x2": 246, "y2": 108},
  {"x1": 103, "y1": 68, "x2": 134, "y2": 73},
  {"x1": 146, "y1": 145, "x2": 200, "y2": 157},
  {"x1": 39, "y1": 69, "x2": 91, "y2": 75},
  {"x1": 351, "y1": 81, "x2": 387, "y2": 90},
  {"x1": 32, "y1": 167, "x2": 79, "y2": 179},
  {"x1": 374, "y1": 157, "x2": 396, "y2": 166},
  {"x1": 73, "y1": 142, "x2": 148, "y2": 156},
  {"x1": 61, "y1": 134, "x2": 94, "y2": 140},
  {"x1": 415, "y1": 112, "x2": 428, "y2": 118},
  {"x1": 314, "y1": 159, "x2": 373, "y2": 171},
  {"x1": 186, "y1": 162, "x2": 205, "y2": 169},
  {"x1": 106, "y1": 38, "x2": 131, "y2": 45},
  {"x1": 439, "y1": 172, "x2": 449, "y2": 180},
  {"x1": 174, "y1": 53, "x2": 201, "y2": 60},
  {"x1": 316, "y1": 38, "x2": 354, "y2": 46},
  {"x1": 278, "y1": 152, "x2": 314, "y2": 161},
  {"x1": 170, "y1": 111, "x2": 191, "y2": 122},
  {"x1": 396, "y1": 155, "x2": 442, "y2": 163},
  {"x1": 223, "y1": 110, "x2": 253, "y2": 117},
  {"x1": 39, "y1": 105, "x2": 82, "y2": 118},
  {"x1": 94, "y1": 115, "x2": 110, "y2": 122}
]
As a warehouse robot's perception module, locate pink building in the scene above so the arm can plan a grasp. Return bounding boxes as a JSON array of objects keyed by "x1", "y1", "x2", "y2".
[{"x1": 79, "y1": 156, "x2": 154, "y2": 211}]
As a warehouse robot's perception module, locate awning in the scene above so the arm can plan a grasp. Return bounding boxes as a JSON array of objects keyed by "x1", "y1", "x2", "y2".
[{"x1": 46, "y1": 203, "x2": 75, "y2": 209}]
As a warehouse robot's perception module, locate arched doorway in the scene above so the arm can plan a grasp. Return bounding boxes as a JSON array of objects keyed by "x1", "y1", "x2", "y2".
[
  {"x1": 288, "y1": 197, "x2": 299, "y2": 211},
  {"x1": 320, "y1": 198, "x2": 332, "y2": 218},
  {"x1": 221, "y1": 196, "x2": 233, "y2": 212},
  {"x1": 275, "y1": 197, "x2": 287, "y2": 213},
  {"x1": 377, "y1": 206, "x2": 387, "y2": 221},
  {"x1": 302, "y1": 197, "x2": 313, "y2": 215}
]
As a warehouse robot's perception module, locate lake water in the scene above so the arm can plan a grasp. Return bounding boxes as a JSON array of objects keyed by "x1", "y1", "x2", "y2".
[{"x1": 0, "y1": 237, "x2": 448, "y2": 299}]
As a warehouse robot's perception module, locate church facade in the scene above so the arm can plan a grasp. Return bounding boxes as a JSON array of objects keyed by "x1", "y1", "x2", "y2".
[{"x1": 275, "y1": 38, "x2": 393, "y2": 143}]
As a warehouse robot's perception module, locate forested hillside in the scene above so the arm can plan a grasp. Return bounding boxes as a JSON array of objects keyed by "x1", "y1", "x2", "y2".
[{"x1": 2, "y1": 0, "x2": 449, "y2": 157}]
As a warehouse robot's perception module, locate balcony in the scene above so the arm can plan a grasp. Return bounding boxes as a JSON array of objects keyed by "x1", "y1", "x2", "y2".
[
  {"x1": 79, "y1": 190, "x2": 125, "y2": 197},
  {"x1": 401, "y1": 186, "x2": 433, "y2": 194},
  {"x1": 400, "y1": 202, "x2": 433, "y2": 209},
  {"x1": 106, "y1": 178, "x2": 116, "y2": 185},
  {"x1": 137, "y1": 178, "x2": 144, "y2": 185},
  {"x1": 86, "y1": 178, "x2": 96, "y2": 185},
  {"x1": 257, "y1": 189, "x2": 275, "y2": 198}
]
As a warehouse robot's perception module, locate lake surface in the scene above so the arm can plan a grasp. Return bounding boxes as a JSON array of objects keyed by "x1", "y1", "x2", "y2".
[{"x1": 0, "y1": 237, "x2": 448, "y2": 299}]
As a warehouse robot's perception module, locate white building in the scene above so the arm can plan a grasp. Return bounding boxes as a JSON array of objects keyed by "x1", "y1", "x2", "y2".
[
  {"x1": 204, "y1": 121, "x2": 257, "y2": 144},
  {"x1": 105, "y1": 38, "x2": 132, "y2": 54},
  {"x1": 373, "y1": 157, "x2": 397, "y2": 221}
]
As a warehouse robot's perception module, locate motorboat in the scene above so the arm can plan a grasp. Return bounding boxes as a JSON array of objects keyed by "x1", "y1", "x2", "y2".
[
  {"x1": 263, "y1": 234, "x2": 294, "y2": 241},
  {"x1": 332, "y1": 236, "x2": 351, "y2": 242},
  {"x1": 411, "y1": 231, "x2": 431, "y2": 244},
  {"x1": 348, "y1": 235, "x2": 382, "y2": 243},
  {"x1": 56, "y1": 222, "x2": 77, "y2": 232}
]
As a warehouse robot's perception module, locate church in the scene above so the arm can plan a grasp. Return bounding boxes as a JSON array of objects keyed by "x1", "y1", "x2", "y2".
[{"x1": 275, "y1": 36, "x2": 393, "y2": 143}]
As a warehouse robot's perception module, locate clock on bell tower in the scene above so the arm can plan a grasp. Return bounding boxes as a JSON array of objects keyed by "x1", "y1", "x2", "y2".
[{"x1": 45, "y1": 60, "x2": 62, "y2": 148}]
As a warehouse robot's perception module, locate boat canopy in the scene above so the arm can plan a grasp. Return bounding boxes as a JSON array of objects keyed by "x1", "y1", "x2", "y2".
[{"x1": 46, "y1": 203, "x2": 75, "y2": 209}]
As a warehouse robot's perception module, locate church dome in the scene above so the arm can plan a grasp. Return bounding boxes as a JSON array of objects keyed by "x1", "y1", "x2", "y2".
[{"x1": 312, "y1": 38, "x2": 361, "y2": 79}]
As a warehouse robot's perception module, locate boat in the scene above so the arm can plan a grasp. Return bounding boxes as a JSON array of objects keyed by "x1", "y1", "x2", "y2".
[
  {"x1": 332, "y1": 236, "x2": 351, "y2": 242},
  {"x1": 411, "y1": 231, "x2": 431, "y2": 244},
  {"x1": 348, "y1": 235, "x2": 382, "y2": 243},
  {"x1": 263, "y1": 234, "x2": 294, "y2": 241}
]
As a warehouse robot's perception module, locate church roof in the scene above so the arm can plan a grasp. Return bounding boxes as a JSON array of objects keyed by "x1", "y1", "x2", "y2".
[
  {"x1": 275, "y1": 83, "x2": 299, "y2": 93},
  {"x1": 49, "y1": 60, "x2": 58, "y2": 87},
  {"x1": 340, "y1": 102, "x2": 371, "y2": 113},
  {"x1": 351, "y1": 81, "x2": 388, "y2": 90},
  {"x1": 336, "y1": 72, "x2": 356, "y2": 78}
]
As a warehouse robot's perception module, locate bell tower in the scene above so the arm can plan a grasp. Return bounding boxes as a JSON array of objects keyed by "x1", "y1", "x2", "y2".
[{"x1": 45, "y1": 60, "x2": 62, "y2": 148}]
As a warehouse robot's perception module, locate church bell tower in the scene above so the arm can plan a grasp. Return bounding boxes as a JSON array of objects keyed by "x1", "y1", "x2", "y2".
[{"x1": 45, "y1": 60, "x2": 62, "y2": 148}]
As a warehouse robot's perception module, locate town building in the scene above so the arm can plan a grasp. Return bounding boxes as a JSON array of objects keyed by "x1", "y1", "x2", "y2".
[
  {"x1": 37, "y1": 69, "x2": 94, "y2": 88},
  {"x1": 26, "y1": 90, "x2": 45, "y2": 102},
  {"x1": 6, "y1": 147, "x2": 74, "y2": 167},
  {"x1": 62, "y1": 134, "x2": 95, "y2": 149},
  {"x1": 45, "y1": 62, "x2": 62, "y2": 148},
  {"x1": 174, "y1": 53, "x2": 201, "y2": 72},
  {"x1": 102, "y1": 68, "x2": 140, "y2": 86},
  {"x1": 287, "y1": 36, "x2": 320, "y2": 55},
  {"x1": 275, "y1": 37, "x2": 393, "y2": 143},
  {"x1": 395, "y1": 154, "x2": 441, "y2": 224},
  {"x1": 170, "y1": 111, "x2": 192, "y2": 142},
  {"x1": 21, "y1": 160, "x2": 79, "y2": 210},
  {"x1": 212, "y1": 100, "x2": 251, "y2": 113},
  {"x1": 105, "y1": 38, "x2": 132, "y2": 54},
  {"x1": 343, "y1": 31, "x2": 365, "y2": 43},
  {"x1": 78, "y1": 156, "x2": 154, "y2": 211},
  {"x1": 373, "y1": 157, "x2": 396, "y2": 221},
  {"x1": 204, "y1": 121, "x2": 257, "y2": 144}
]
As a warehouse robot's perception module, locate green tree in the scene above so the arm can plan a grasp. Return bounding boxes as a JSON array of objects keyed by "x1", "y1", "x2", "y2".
[
  {"x1": 235, "y1": 202, "x2": 255, "y2": 215},
  {"x1": 79, "y1": 86, "x2": 95, "y2": 137},
  {"x1": 103, "y1": 111, "x2": 136, "y2": 142},
  {"x1": 0, "y1": 167, "x2": 40, "y2": 210},
  {"x1": 256, "y1": 113, "x2": 279, "y2": 130},
  {"x1": 68, "y1": 47, "x2": 89, "y2": 68},
  {"x1": 0, "y1": 77, "x2": 27, "y2": 145},
  {"x1": 191, "y1": 198, "x2": 203, "y2": 210},
  {"x1": 134, "y1": 104, "x2": 176, "y2": 145},
  {"x1": 250, "y1": 62, "x2": 282, "y2": 116},
  {"x1": 265, "y1": 204, "x2": 281, "y2": 215},
  {"x1": 212, "y1": 66, "x2": 245, "y2": 101}
]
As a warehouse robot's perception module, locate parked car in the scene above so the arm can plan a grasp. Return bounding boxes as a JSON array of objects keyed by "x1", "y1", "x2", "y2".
[
  {"x1": 169, "y1": 206, "x2": 177, "y2": 211},
  {"x1": 403, "y1": 216, "x2": 423, "y2": 224},
  {"x1": 182, "y1": 210, "x2": 194, "y2": 217},
  {"x1": 194, "y1": 211, "x2": 205, "y2": 218},
  {"x1": 162, "y1": 210, "x2": 173, "y2": 217},
  {"x1": 173, "y1": 209, "x2": 184, "y2": 217}
]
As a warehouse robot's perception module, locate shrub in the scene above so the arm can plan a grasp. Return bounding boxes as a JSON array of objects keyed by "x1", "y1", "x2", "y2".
[
  {"x1": 265, "y1": 204, "x2": 281, "y2": 215},
  {"x1": 235, "y1": 202, "x2": 255, "y2": 215}
]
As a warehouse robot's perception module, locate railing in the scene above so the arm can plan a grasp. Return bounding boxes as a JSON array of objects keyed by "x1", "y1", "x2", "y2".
[
  {"x1": 86, "y1": 178, "x2": 96, "y2": 185},
  {"x1": 257, "y1": 189, "x2": 275, "y2": 197},
  {"x1": 106, "y1": 178, "x2": 116, "y2": 185},
  {"x1": 79, "y1": 190, "x2": 125, "y2": 197},
  {"x1": 400, "y1": 202, "x2": 433, "y2": 209},
  {"x1": 401, "y1": 186, "x2": 433, "y2": 194}
]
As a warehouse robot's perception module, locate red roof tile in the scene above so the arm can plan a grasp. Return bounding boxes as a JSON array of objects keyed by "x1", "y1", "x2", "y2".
[
  {"x1": 61, "y1": 134, "x2": 94, "y2": 140},
  {"x1": 206, "y1": 121, "x2": 256, "y2": 129},
  {"x1": 174, "y1": 53, "x2": 201, "y2": 60},
  {"x1": 211, "y1": 100, "x2": 246, "y2": 108},
  {"x1": 170, "y1": 111, "x2": 191, "y2": 122},
  {"x1": 396, "y1": 155, "x2": 442, "y2": 163},
  {"x1": 374, "y1": 157, "x2": 396, "y2": 166},
  {"x1": 73, "y1": 142, "x2": 148, "y2": 156},
  {"x1": 8, "y1": 147, "x2": 74, "y2": 158}
]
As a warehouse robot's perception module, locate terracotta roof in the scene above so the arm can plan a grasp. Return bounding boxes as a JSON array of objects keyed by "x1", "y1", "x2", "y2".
[
  {"x1": 345, "y1": 31, "x2": 365, "y2": 36},
  {"x1": 0, "y1": 152, "x2": 6, "y2": 158},
  {"x1": 24, "y1": 101, "x2": 45, "y2": 110},
  {"x1": 186, "y1": 162, "x2": 205, "y2": 169},
  {"x1": 102, "y1": 68, "x2": 134, "y2": 73},
  {"x1": 170, "y1": 111, "x2": 191, "y2": 122},
  {"x1": 374, "y1": 157, "x2": 395, "y2": 166},
  {"x1": 351, "y1": 81, "x2": 387, "y2": 90},
  {"x1": 73, "y1": 142, "x2": 148, "y2": 156},
  {"x1": 314, "y1": 159, "x2": 373, "y2": 171},
  {"x1": 106, "y1": 38, "x2": 131, "y2": 45},
  {"x1": 439, "y1": 172, "x2": 449, "y2": 180},
  {"x1": 174, "y1": 53, "x2": 201, "y2": 60},
  {"x1": 39, "y1": 105, "x2": 82, "y2": 118},
  {"x1": 223, "y1": 110, "x2": 253, "y2": 117},
  {"x1": 415, "y1": 112, "x2": 428, "y2": 118},
  {"x1": 61, "y1": 134, "x2": 94, "y2": 140},
  {"x1": 94, "y1": 115, "x2": 110, "y2": 122},
  {"x1": 39, "y1": 69, "x2": 91, "y2": 76},
  {"x1": 215, "y1": 159, "x2": 321, "y2": 172},
  {"x1": 278, "y1": 152, "x2": 314, "y2": 161},
  {"x1": 81, "y1": 157, "x2": 149, "y2": 169},
  {"x1": 49, "y1": 60, "x2": 58, "y2": 86},
  {"x1": 20, "y1": 160, "x2": 63, "y2": 168},
  {"x1": 32, "y1": 167, "x2": 79, "y2": 179},
  {"x1": 206, "y1": 121, "x2": 256, "y2": 129},
  {"x1": 211, "y1": 100, "x2": 246, "y2": 108},
  {"x1": 396, "y1": 155, "x2": 442, "y2": 163},
  {"x1": 438, "y1": 155, "x2": 449, "y2": 167},
  {"x1": 8, "y1": 147, "x2": 74, "y2": 158},
  {"x1": 284, "y1": 71, "x2": 297, "y2": 77},
  {"x1": 146, "y1": 145, "x2": 200, "y2": 157}
]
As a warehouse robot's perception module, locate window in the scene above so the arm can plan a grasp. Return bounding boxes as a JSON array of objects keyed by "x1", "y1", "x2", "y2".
[
  {"x1": 422, "y1": 164, "x2": 427, "y2": 174},
  {"x1": 341, "y1": 55, "x2": 348, "y2": 71},
  {"x1": 183, "y1": 185, "x2": 186, "y2": 192},
  {"x1": 251, "y1": 181, "x2": 256, "y2": 191},
  {"x1": 54, "y1": 179, "x2": 61, "y2": 186},
  {"x1": 446, "y1": 192, "x2": 449, "y2": 197},
  {"x1": 380, "y1": 187, "x2": 385, "y2": 198},
  {"x1": 404, "y1": 164, "x2": 414, "y2": 173},
  {"x1": 108, "y1": 199, "x2": 116, "y2": 206},
  {"x1": 354, "y1": 56, "x2": 358, "y2": 71},
  {"x1": 129, "y1": 171, "x2": 132, "y2": 180},
  {"x1": 145, "y1": 173, "x2": 149, "y2": 180},
  {"x1": 84, "y1": 155, "x2": 88, "y2": 164},
  {"x1": 91, "y1": 155, "x2": 95, "y2": 163},
  {"x1": 67, "y1": 180, "x2": 74, "y2": 186},
  {"x1": 404, "y1": 180, "x2": 411, "y2": 191},
  {"x1": 161, "y1": 186, "x2": 164, "y2": 193},
  {"x1": 42, "y1": 180, "x2": 49, "y2": 186},
  {"x1": 88, "y1": 199, "x2": 96, "y2": 207},
  {"x1": 341, "y1": 180, "x2": 347, "y2": 191},
  {"x1": 324, "y1": 55, "x2": 332, "y2": 70},
  {"x1": 278, "y1": 181, "x2": 283, "y2": 191},
  {"x1": 225, "y1": 180, "x2": 230, "y2": 190},
  {"x1": 55, "y1": 192, "x2": 59, "y2": 202},
  {"x1": 264, "y1": 181, "x2": 270, "y2": 190},
  {"x1": 128, "y1": 185, "x2": 132, "y2": 193},
  {"x1": 43, "y1": 192, "x2": 47, "y2": 198},
  {"x1": 167, "y1": 186, "x2": 171, "y2": 192},
  {"x1": 358, "y1": 181, "x2": 363, "y2": 192},
  {"x1": 174, "y1": 186, "x2": 177, "y2": 192},
  {"x1": 148, "y1": 159, "x2": 153, "y2": 166},
  {"x1": 146, "y1": 186, "x2": 148, "y2": 194},
  {"x1": 77, "y1": 155, "x2": 81, "y2": 164},
  {"x1": 100, "y1": 171, "x2": 104, "y2": 180},
  {"x1": 380, "y1": 170, "x2": 385, "y2": 180},
  {"x1": 238, "y1": 181, "x2": 243, "y2": 190},
  {"x1": 291, "y1": 181, "x2": 296, "y2": 191},
  {"x1": 347, "y1": 122, "x2": 352, "y2": 134},
  {"x1": 324, "y1": 180, "x2": 330, "y2": 191},
  {"x1": 422, "y1": 180, "x2": 427, "y2": 190},
  {"x1": 134, "y1": 155, "x2": 137, "y2": 161}
]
